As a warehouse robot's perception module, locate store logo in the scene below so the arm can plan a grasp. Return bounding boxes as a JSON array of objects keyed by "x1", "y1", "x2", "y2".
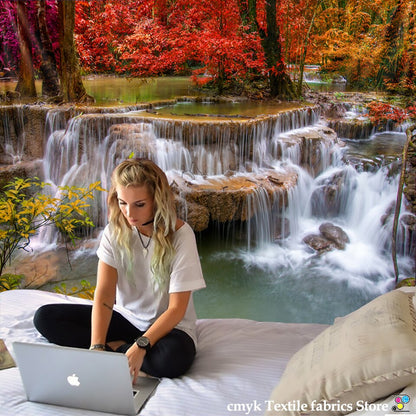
[{"x1": 392, "y1": 395, "x2": 410, "y2": 412}]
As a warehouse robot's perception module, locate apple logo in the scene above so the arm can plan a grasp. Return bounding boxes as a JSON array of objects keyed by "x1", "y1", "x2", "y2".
[{"x1": 67, "y1": 373, "x2": 80, "y2": 387}]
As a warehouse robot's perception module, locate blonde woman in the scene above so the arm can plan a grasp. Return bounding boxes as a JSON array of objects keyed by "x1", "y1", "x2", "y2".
[{"x1": 34, "y1": 159, "x2": 206, "y2": 378}]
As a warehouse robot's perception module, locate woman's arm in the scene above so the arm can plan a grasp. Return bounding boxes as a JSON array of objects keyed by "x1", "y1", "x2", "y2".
[
  {"x1": 126, "y1": 290, "x2": 191, "y2": 379},
  {"x1": 90, "y1": 260, "x2": 118, "y2": 348}
]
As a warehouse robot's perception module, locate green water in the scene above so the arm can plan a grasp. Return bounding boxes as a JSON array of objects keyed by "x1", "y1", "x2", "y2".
[
  {"x1": 1, "y1": 76, "x2": 299, "y2": 115},
  {"x1": 192, "y1": 232, "x2": 390, "y2": 324},
  {"x1": 84, "y1": 76, "x2": 196, "y2": 104},
  {"x1": 0, "y1": 76, "x2": 197, "y2": 105}
]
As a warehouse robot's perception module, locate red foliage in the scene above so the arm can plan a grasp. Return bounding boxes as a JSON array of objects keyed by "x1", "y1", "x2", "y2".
[
  {"x1": 75, "y1": 0, "x2": 137, "y2": 73},
  {"x1": 367, "y1": 101, "x2": 415, "y2": 124},
  {"x1": 74, "y1": 0, "x2": 265, "y2": 86}
]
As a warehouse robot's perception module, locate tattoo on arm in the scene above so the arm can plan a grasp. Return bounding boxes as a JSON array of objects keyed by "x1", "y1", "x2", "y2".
[{"x1": 103, "y1": 302, "x2": 113, "y2": 311}]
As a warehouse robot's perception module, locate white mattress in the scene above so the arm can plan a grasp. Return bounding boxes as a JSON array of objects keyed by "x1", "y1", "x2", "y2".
[{"x1": 0, "y1": 289, "x2": 327, "y2": 416}]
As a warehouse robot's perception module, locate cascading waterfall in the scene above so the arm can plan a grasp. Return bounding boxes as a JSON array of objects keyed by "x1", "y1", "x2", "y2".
[
  {"x1": 34, "y1": 104, "x2": 414, "y2": 302},
  {"x1": 2, "y1": 98, "x2": 414, "y2": 324},
  {"x1": 240, "y1": 127, "x2": 413, "y2": 299},
  {"x1": 40, "y1": 107, "x2": 320, "y2": 228}
]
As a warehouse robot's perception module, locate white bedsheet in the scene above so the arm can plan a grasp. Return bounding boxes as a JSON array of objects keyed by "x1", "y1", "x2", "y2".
[{"x1": 0, "y1": 289, "x2": 327, "y2": 416}]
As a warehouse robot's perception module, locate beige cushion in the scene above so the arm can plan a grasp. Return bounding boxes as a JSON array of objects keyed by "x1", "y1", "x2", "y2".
[{"x1": 266, "y1": 290, "x2": 416, "y2": 416}]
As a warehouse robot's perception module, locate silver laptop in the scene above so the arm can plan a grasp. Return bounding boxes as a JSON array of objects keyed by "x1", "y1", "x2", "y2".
[{"x1": 13, "y1": 341, "x2": 160, "y2": 415}]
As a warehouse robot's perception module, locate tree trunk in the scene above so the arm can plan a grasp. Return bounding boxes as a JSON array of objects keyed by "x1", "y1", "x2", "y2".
[
  {"x1": 239, "y1": 0, "x2": 295, "y2": 98},
  {"x1": 57, "y1": 0, "x2": 92, "y2": 103},
  {"x1": 261, "y1": 0, "x2": 295, "y2": 98},
  {"x1": 15, "y1": 0, "x2": 37, "y2": 99},
  {"x1": 35, "y1": 0, "x2": 62, "y2": 101}
]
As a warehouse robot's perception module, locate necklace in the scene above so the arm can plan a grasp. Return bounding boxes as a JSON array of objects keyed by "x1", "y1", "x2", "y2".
[{"x1": 138, "y1": 230, "x2": 152, "y2": 256}]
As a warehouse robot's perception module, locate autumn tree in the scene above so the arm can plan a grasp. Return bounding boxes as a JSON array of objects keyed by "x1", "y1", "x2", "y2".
[
  {"x1": 260, "y1": 0, "x2": 295, "y2": 97},
  {"x1": 278, "y1": 0, "x2": 320, "y2": 96},
  {"x1": 238, "y1": 0, "x2": 295, "y2": 98},
  {"x1": 85, "y1": 0, "x2": 265, "y2": 94},
  {"x1": 0, "y1": 0, "x2": 90, "y2": 103},
  {"x1": 75, "y1": 0, "x2": 137, "y2": 73},
  {"x1": 308, "y1": 0, "x2": 415, "y2": 92}
]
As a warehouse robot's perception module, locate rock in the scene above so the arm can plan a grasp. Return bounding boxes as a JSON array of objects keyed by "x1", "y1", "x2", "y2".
[
  {"x1": 324, "y1": 102, "x2": 349, "y2": 119},
  {"x1": 327, "y1": 119, "x2": 374, "y2": 140},
  {"x1": 319, "y1": 222, "x2": 350, "y2": 249},
  {"x1": 175, "y1": 196, "x2": 210, "y2": 232},
  {"x1": 303, "y1": 234, "x2": 336, "y2": 253},
  {"x1": 0, "y1": 160, "x2": 44, "y2": 189},
  {"x1": 277, "y1": 126, "x2": 341, "y2": 176},
  {"x1": 311, "y1": 169, "x2": 350, "y2": 217},
  {"x1": 303, "y1": 222, "x2": 350, "y2": 253},
  {"x1": 273, "y1": 218, "x2": 290, "y2": 241},
  {"x1": 171, "y1": 168, "x2": 298, "y2": 230},
  {"x1": 400, "y1": 213, "x2": 416, "y2": 230},
  {"x1": 380, "y1": 201, "x2": 395, "y2": 226}
]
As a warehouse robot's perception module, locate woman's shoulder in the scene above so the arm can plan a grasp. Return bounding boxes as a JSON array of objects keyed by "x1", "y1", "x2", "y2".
[
  {"x1": 173, "y1": 220, "x2": 195, "y2": 243},
  {"x1": 174, "y1": 219, "x2": 192, "y2": 234}
]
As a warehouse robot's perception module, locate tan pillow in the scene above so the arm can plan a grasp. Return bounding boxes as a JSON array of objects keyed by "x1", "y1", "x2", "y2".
[{"x1": 266, "y1": 290, "x2": 416, "y2": 416}]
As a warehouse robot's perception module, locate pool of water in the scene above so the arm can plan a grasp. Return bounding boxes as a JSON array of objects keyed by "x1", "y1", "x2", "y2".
[
  {"x1": 192, "y1": 233, "x2": 393, "y2": 324},
  {"x1": 84, "y1": 76, "x2": 197, "y2": 104},
  {"x1": 33, "y1": 222, "x2": 400, "y2": 325},
  {"x1": 0, "y1": 76, "x2": 197, "y2": 105},
  {"x1": 154, "y1": 100, "x2": 301, "y2": 118},
  {"x1": 1, "y1": 76, "x2": 303, "y2": 116}
]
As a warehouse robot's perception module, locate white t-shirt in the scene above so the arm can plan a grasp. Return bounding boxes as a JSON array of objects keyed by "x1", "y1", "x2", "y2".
[{"x1": 96, "y1": 222, "x2": 206, "y2": 345}]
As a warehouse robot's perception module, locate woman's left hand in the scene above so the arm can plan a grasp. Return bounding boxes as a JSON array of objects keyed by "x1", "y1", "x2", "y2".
[{"x1": 126, "y1": 344, "x2": 146, "y2": 382}]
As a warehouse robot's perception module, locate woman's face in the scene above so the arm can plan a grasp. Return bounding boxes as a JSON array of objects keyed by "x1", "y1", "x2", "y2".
[{"x1": 116, "y1": 185, "x2": 154, "y2": 228}]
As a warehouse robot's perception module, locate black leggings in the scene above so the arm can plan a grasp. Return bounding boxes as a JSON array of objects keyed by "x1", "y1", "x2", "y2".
[{"x1": 33, "y1": 304, "x2": 196, "y2": 378}]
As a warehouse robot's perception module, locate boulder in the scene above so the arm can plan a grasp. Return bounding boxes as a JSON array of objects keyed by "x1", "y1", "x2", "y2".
[
  {"x1": 303, "y1": 222, "x2": 350, "y2": 253},
  {"x1": 175, "y1": 196, "x2": 210, "y2": 232},
  {"x1": 327, "y1": 119, "x2": 374, "y2": 140},
  {"x1": 400, "y1": 213, "x2": 416, "y2": 230},
  {"x1": 319, "y1": 222, "x2": 350, "y2": 249},
  {"x1": 311, "y1": 170, "x2": 350, "y2": 217},
  {"x1": 303, "y1": 234, "x2": 336, "y2": 253}
]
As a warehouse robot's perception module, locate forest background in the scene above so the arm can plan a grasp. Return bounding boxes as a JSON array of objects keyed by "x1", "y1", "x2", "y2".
[{"x1": 0, "y1": 0, "x2": 415, "y2": 103}]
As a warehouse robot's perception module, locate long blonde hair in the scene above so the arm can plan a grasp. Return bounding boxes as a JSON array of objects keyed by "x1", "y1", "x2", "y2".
[{"x1": 107, "y1": 159, "x2": 177, "y2": 289}]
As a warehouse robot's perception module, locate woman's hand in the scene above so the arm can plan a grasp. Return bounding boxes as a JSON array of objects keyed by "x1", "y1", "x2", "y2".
[{"x1": 126, "y1": 343, "x2": 146, "y2": 382}]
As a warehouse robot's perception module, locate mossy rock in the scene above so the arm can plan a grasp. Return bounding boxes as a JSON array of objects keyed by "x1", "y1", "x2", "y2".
[{"x1": 396, "y1": 277, "x2": 416, "y2": 288}]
